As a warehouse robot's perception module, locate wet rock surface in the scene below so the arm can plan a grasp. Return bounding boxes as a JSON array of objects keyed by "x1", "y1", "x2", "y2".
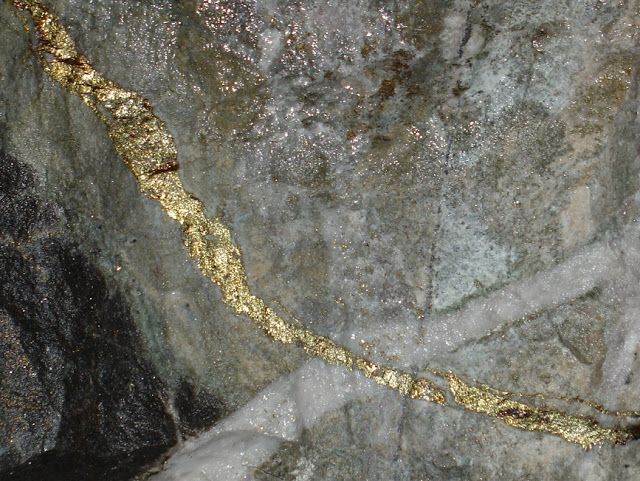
[{"x1": 1, "y1": 0, "x2": 640, "y2": 480}]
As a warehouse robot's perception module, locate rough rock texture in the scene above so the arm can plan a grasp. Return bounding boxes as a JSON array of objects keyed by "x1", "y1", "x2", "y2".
[
  {"x1": 1, "y1": 0, "x2": 640, "y2": 480},
  {"x1": 0, "y1": 152, "x2": 178, "y2": 480}
]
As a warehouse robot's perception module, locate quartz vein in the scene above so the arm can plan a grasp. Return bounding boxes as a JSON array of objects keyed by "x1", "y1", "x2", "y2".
[{"x1": 13, "y1": 0, "x2": 639, "y2": 449}]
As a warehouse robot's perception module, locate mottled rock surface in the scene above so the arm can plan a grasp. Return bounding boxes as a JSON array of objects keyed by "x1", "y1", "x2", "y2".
[
  {"x1": 1, "y1": 0, "x2": 640, "y2": 480},
  {"x1": 0, "y1": 153, "x2": 177, "y2": 480}
]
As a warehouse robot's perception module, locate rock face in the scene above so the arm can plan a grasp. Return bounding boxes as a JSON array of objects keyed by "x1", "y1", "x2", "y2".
[
  {"x1": 1, "y1": 0, "x2": 640, "y2": 480},
  {"x1": 0, "y1": 152, "x2": 177, "y2": 480}
]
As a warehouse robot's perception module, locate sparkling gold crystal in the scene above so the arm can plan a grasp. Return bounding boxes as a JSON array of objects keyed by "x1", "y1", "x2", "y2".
[
  {"x1": 14, "y1": 0, "x2": 639, "y2": 449},
  {"x1": 13, "y1": 0, "x2": 445, "y2": 407},
  {"x1": 431, "y1": 370, "x2": 634, "y2": 449}
]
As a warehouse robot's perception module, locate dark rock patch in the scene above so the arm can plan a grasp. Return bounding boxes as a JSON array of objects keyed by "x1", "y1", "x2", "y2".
[
  {"x1": 174, "y1": 379, "x2": 226, "y2": 437},
  {"x1": 0, "y1": 151, "x2": 177, "y2": 480}
]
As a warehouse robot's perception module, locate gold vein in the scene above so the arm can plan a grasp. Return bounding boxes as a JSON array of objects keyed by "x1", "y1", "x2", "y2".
[{"x1": 14, "y1": 0, "x2": 639, "y2": 449}]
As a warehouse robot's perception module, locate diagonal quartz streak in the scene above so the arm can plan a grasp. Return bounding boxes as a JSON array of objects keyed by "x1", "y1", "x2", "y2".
[{"x1": 13, "y1": 0, "x2": 639, "y2": 449}]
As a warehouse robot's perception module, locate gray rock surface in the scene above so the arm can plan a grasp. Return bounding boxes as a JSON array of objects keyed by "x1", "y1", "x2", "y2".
[{"x1": 1, "y1": 0, "x2": 640, "y2": 480}]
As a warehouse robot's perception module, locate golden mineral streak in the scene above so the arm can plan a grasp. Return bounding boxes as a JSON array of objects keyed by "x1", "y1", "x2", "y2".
[
  {"x1": 12, "y1": 0, "x2": 444, "y2": 408},
  {"x1": 431, "y1": 370, "x2": 633, "y2": 449},
  {"x1": 15, "y1": 0, "x2": 638, "y2": 449}
]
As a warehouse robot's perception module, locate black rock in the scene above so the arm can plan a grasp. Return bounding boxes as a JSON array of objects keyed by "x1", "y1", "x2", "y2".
[
  {"x1": 174, "y1": 379, "x2": 226, "y2": 437},
  {"x1": 0, "y1": 151, "x2": 178, "y2": 481}
]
